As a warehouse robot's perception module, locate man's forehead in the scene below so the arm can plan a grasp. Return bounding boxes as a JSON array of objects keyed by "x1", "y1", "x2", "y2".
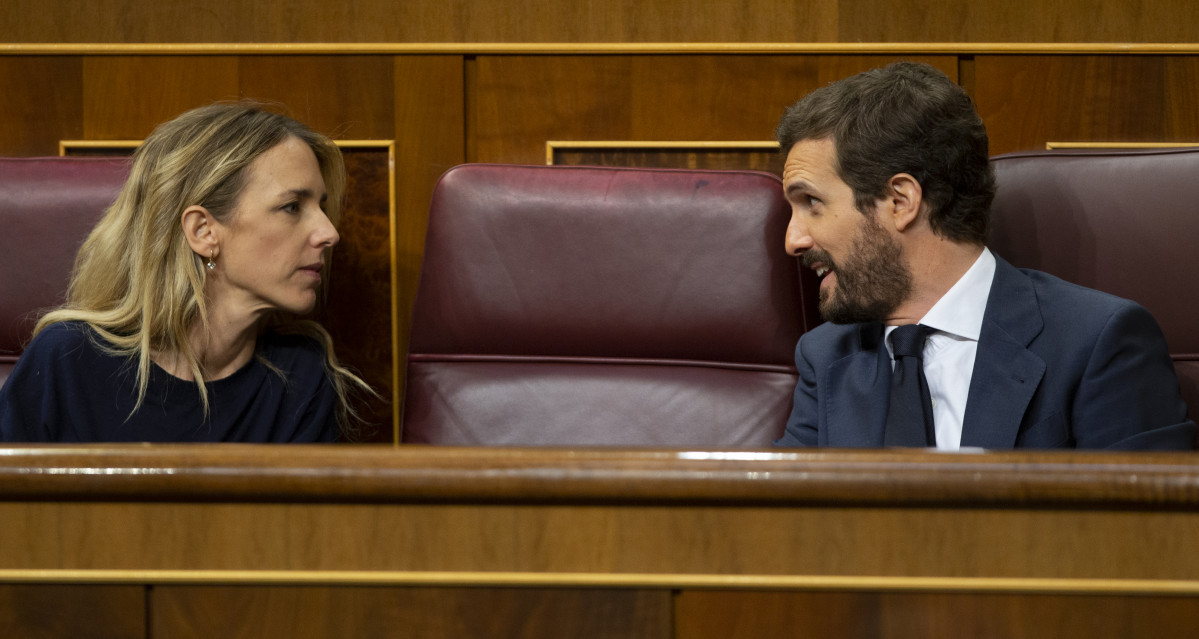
[{"x1": 783, "y1": 138, "x2": 837, "y2": 184}]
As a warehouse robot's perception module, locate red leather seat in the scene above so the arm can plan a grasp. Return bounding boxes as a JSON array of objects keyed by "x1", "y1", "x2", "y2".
[
  {"x1": 0, "y1": 157, "x2": 130, "y2": 387},
  {"x1": 990, "y1": 148, "x2": 1199, "y2": 421},
  {"x1": 402, "y1": 164, "x2": 817, "y2": 446}
]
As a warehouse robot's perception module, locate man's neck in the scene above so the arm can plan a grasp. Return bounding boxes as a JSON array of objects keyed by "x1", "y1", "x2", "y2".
[{"x1": 885, "y1": 239, "x2": 985, "y2": 326}]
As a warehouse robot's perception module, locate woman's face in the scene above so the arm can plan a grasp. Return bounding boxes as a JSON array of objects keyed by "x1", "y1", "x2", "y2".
[{"x1": 211, "y1": 135, "x2": 339, "y2": 317}]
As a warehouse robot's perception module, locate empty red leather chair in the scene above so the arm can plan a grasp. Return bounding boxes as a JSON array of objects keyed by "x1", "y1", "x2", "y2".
[
  {"x1": 402, "y1": 164, "x2": 817, "y2": 446},
  {"x1": 990, "y1": 148, "x2": 1199, "y2": 420},
  {"x1": 0, "y1": 157, "x2": 130, "y2": 387}
]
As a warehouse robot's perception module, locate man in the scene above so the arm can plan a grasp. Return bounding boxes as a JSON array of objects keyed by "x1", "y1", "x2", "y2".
[{"x1": 773, "y1": 62, "x2": 1195, "y2": 450}]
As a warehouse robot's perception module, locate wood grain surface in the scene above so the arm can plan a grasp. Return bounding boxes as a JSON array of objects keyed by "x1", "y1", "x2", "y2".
[
  {"x1": 152, "y1": 586, "x2": 670, "y2": 639},
  {"x1": 3, "y1": 446, "x2": 1199, "y2": 638},
  {"x1": 2, "y1": 1, "x2": 1196, "y2": 44}
]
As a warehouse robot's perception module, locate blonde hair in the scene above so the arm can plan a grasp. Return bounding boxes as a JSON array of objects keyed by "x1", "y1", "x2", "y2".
[{"x1": 36, "y1": 102, "x2": 371, "y2": 436}]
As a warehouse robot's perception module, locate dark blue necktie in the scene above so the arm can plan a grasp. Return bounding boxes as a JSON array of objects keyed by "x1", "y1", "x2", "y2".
[{"x1": 884, "y1": 324, "x2": 936, "y2": 447}]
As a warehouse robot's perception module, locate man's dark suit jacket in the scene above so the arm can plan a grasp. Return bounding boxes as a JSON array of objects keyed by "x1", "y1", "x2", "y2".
[{"x1": 776, "y1": 255, "x2": 1197, "y2": 450}]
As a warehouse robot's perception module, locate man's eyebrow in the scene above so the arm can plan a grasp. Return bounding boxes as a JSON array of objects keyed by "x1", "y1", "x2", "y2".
[{"x1": 784, "y1": 181, "x2": 813, "y2": 198}]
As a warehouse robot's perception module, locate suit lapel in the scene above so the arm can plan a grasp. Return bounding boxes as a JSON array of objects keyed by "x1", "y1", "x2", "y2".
[
  {"x1": 960, "y1": 257, "x2": 1047, "y2": 449},
  {"x1": 825, "y1": 324, "x2": 892, "y2": 447}
]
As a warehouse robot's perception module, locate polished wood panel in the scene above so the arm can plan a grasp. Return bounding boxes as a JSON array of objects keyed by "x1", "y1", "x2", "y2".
[
  {"x1": 392, "y1": 56, "x2": 466, "y2": 437},
  {"x1": 7, "y1": 500, "x2": 1199, "y2": 583},
  {"x1": 153, "y1": 586, "x2": 670, "y2": 638},
  {"x1": 0, "y1": 57, "x2": 82, "y2": 156},
  {"x1": 0, "y1": 585, "x2": 144, "y2": 639},
  {"x1": 974, "y1": 56, "x2": 1199, "y2": 155},
  {"x1": 675, "y1": 590, "x2": 1199, "y2": 639},
  {"x1": 3, "y1": 1, "x2": 1196, "y2": 43},
  {"x1": 840, "y1": 0, "x2": 1199, "y2": 44},
  {"x1": 0, "y1": 0, "x2": 836, "y2": 44},
  {"x1": 81, "y1": 56, "x2": 240, "y2": 139},
  {"x1": 552, "y1": 144, "x2": 783, "y2": 174},
  {"x1": 238, "y1": 56, "x2": 396, "y2": 140},
  {"x1": 4, "y1": 446, "x2": 1199, "y2": 505},
  {"x1": 470, "y1": 55, "x2": 957, "y2": 165},
  {"x1": 2, "y1": 447, "x2": 1198, "y2": 637},
  {"x1": 2, "y1": 447, "x2": 1199, "y2": 587}
]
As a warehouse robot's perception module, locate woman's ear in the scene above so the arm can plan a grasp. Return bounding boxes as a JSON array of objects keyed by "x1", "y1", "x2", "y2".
[
  {"x1": 887, "y1": 173, "x2": 925, "y2": 233},
  {"x1": 181, "y1": 205, "x2": 219, "y2": 259}
]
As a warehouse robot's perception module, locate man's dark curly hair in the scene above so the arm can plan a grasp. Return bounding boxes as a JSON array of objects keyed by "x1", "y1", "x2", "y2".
[{"x1": 776, "y1": 62, "x2": 995, "y2": 244}]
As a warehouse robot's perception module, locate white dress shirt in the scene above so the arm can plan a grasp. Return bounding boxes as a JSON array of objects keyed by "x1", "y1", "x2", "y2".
[{"x1": 883, "y1": 248, "x2": 996, "y2": 450}]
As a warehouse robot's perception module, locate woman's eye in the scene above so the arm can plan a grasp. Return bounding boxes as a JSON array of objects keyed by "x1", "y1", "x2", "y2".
[{"x1": 282, "y1": 202, "x2": 300, "y2": 214}]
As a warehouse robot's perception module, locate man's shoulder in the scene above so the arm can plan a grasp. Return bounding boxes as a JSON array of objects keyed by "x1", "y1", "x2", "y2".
[
  {"x1": 1013, "y1": 267, "x2": 1143, "y2": 319},
  {"x1": 797, "y1": 321, "x2": 878, "y2": 362}
]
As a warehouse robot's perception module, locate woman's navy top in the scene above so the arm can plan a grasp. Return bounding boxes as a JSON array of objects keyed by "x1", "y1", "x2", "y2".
[{"x1": 0, "y1": 322, "x2": 338, "y2": 442}]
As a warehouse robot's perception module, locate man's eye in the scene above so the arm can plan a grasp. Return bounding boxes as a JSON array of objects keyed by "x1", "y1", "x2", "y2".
[{"x1": 282, "y1": 202, "x2": 300, "y2": 214}]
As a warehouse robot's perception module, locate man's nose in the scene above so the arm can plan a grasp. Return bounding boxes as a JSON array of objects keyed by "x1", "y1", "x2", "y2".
[{"x1": 784, "y1": 216, "x2": 812, "y2": 257}]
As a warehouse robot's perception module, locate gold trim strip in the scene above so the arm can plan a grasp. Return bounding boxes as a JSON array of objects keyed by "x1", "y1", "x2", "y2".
[
  {"x1": 7, "y1": 42, "x2": 1199, "y2": 56},
  {"x1": 3, "y1": 570, "x2": 1199, "y2": 595},
  {"x1": 385, "y1": 143, "x2": 400, "y2": 446},
  {"x1": 1047, "y1": 141, "x2": 1199, "y2": 149}
]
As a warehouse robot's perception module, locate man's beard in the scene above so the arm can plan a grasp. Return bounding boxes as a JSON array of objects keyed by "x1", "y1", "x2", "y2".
[{"x1": 804, "y1": 215, "x2": 913, "y2": 324}]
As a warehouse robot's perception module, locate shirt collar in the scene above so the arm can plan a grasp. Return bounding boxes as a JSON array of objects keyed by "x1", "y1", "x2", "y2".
[{"x1": 917, "y1": 247, "x2": 995, "y2": 342}]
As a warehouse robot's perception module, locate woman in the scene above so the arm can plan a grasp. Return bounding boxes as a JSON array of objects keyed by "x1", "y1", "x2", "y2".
[{"x1": 0, "y1": 103, "x2": 370, "y2": 442}]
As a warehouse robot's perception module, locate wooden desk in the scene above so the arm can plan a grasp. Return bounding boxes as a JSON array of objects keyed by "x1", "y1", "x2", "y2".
[{"x1": 2, "y1": 446, "x2": 1198, "y2": 637}]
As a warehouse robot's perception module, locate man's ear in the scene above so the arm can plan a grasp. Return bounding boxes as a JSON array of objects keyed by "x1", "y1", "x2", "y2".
[
  {"x1": 181, "y1": 205, "x2": 219, "y2": 259},
  {"x1": 886, "y1": 173, "x2": 924, "y2": 233}
]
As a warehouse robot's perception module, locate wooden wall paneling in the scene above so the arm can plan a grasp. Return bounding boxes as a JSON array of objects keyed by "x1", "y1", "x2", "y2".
[
  {"x1": 974, "y1": 56, "x2": 1199, "y2": 155},
  {"x1": 837, "y1": 1, "x2": 1199, "y2": 43},
  {"x1": 550, "y1": 143, "x2": 785, "y2": 173},
  {"x1": 0, "y1": 1, "x2": 839, "y2": 44},
  {"x1": 469, "y1": 56, "x2": 635, "y2": 164},
  {"x1": 237, "y1": 55, "x2": 396, "y2": 140},
  {"x1": 0, "y1": 57, "x2": 83, "y2": 156},
  {"x1": 0, "y1": 584, "x2": 145, "y2": 639},
  {"x1": 470, "y1": 55, "x2": 957, "y2": 166},
  {"x1": 240, "y1": 55, "x2": 399, "y2": 440},
  {"x1": 80, "y1": 56, "x2": 240, "y2": 139},
  {"x1": 626, "y1": 55, "x2": 958, "y2": 141},
  {"x1": 674, "y1": 590, "x2": 1199, "y2": 639},
  {"x1": 392, "y1": 55, "x2": 466, "y2": 439},
  {"x1": 152, "y1": 586, "x2": 671, "y2": 639},
  {"x1": 1161, "y1": 57, "x2": 1199, "y2": 140},
  {"x1": 6, "y1": 1, "x2": 1199, "y2": 44},
  {"x1": 4, "y1": 499, "x2": 1199, "y2": 580}
]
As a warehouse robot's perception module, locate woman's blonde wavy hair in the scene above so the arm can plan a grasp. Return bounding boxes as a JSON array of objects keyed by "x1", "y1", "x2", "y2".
[{"x1": 35, "y1": 101, "x2": 371, "y2": 437}]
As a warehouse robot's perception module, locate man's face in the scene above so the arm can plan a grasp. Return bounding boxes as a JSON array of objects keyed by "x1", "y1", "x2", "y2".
[{"x1": 782, "y1": 137, "x2": 912, "y2": 324}]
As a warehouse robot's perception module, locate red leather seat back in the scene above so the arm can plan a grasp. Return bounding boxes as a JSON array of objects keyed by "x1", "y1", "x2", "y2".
[
  {"x1": 402, "y1": 164, "x2": 817, "y2": 446},
  {"x1": 0, "y1": 157, "x2": 130, "y2": 387},
  {"x1": 990, "y1": 148, "x2": 1199, "y2": 420}
]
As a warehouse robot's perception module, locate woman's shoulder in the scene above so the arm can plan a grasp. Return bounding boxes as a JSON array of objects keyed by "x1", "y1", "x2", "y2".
[
  {"x1": 26, "y1": 321, "x2": 101, "y2": 357},
  {"x1": 4, "y1": 321, "x2": 125, "y2": 409}
]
